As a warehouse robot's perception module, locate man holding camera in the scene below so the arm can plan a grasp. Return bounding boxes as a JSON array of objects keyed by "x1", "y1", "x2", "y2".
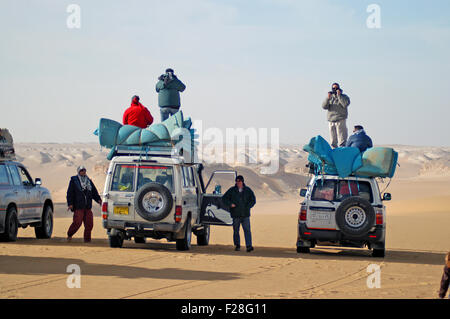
[
  {"x1": 322, "y1": 82, "x2": 351, "y2": 148},
  {"x1": 155, "y1": 68, "x2": 186, "y2": 121}
]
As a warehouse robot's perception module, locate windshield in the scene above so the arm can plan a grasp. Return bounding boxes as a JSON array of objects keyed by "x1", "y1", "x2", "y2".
[
  {"x1": 137, "y1": 165, "x2": 174, "y2": 192},
  {"x1": 311, "y1": 179, "x2": 373, "y2": 203}
]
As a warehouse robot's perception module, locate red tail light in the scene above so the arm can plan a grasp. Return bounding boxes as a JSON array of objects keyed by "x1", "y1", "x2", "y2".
[
  {"x1": 175, "y1": 205, "x2": 182, "y2": 223},
  {"x1": 299, "y1": 207, "x2": 307, "y2": 221},
  {"x1": 102, "y1": 202, "x2": 108, "y2": 220},
  {"x1": 375, "y1": 209, "x2": 383, "y2": 225}
]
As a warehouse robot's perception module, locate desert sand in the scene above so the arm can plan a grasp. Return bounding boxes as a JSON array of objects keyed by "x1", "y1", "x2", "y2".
[{"x1": 0, "y1": 143, "x2": 449, "y2": 299}]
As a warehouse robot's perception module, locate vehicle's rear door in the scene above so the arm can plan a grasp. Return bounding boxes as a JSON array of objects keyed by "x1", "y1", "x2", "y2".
[
  {"x1": 199, "y1": 170, "x2": 237, "y2": 226},
  {"x1": 108, "y1": 163, "x2": 137, "y2": 221},
  {"x1": 7, "y1": 164, "x2": 32, "y2": 222},
  {"x1": 307, "y1": 179, "x2": 337, "y2": 230}
]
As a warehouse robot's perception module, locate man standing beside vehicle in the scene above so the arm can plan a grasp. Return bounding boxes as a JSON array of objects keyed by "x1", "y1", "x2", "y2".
[
  {"x1": 439, "y1": 252, "x2": 450, "y2": 299},
  {"x1": 222, "y1": 175, "x2": 256, "y2": 252},
  {"x1": 346, "y1": 125, "x2": 373, "y2": 152},
  {"x1": 322, "y1": 82, "x2": 351, "y2": 148},
  {"x1": 66, "y1": 166, "x2": 102, "y2": 243},
  {"x1": 155, "y1": 68, "x2": 186, "y2": 121}
]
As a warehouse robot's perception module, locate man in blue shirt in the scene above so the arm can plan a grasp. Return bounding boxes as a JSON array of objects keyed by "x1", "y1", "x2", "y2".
[{"x1": 346, "y1": 125, "x2": 373, "y2": 152}]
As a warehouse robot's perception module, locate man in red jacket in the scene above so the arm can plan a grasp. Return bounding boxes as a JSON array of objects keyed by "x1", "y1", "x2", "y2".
[{"x1": 123, "y1": 95, "x2": 153, "y2": 128}]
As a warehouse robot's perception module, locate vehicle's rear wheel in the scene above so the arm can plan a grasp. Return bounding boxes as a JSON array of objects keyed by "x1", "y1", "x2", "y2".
[
  {"x1": 134, "y1": 236, "x2": 146, "y2": 244},
  {"x1": 335, "y1": 197, "x2": 375, "y2": 238},
  {"x1": 372, "y1": 249, "x2": 385, "y2": 258},
  {"x1": 297, "y1": 247, "x2": 310, "y2": 253},
  {"x1": 196, "y1": 225, "x2": 210, "y2": 246},
  {"x1": 0, "y1": 207, "x2": 18, "y2": 242},
  {"x1": 176, "y1": 221, "x2": 192, "y2": 251},
  {"x1": 134, "y1": 183, "x2": 173, "y2": 222},
  {"x1": 109, "y1": 233, "x2": 124, "y2": 248},
  {"x1": 35, "y1": 206, "x2": 53, "y2": 239}
]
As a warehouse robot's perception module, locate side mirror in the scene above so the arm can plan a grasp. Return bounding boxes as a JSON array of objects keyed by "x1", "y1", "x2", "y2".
[
  {"x1": 382, "y1": 193, "x2": 391, "y2": 201},
  {"x1": 35, "y1": 178, "x2": 42, "y2": 186},
  {"x1": 299, "y1": 188, "x2": 307, "y2": 197}
]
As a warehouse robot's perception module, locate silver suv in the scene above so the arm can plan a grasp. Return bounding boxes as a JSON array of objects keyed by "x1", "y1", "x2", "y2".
[
  {"x1": 0, "y1": 160, "x2": 54, "y2": 241},
  {"x1": 101, "y1": 152, "x2": 236, "y2": 250},
  {"x1": 297, "y1": 174, "x2": 391, "y2": 257}
]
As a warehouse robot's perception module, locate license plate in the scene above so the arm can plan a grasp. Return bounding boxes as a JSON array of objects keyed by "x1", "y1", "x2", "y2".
[
  {"x1": 114, "y1": 206, "x2": 129, "y2": 215},
  {"x1": 312, "y1": 212, "x2": 330, "y2": 220}
]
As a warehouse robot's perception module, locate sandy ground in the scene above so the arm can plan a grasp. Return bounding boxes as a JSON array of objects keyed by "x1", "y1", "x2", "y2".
[{"x1": 0, "y1": 194, "x2": 448, "y2": 299}]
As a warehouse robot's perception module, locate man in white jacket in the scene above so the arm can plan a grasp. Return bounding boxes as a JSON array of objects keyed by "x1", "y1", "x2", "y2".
[{"x1": 322, "y1": 83, "x2": 351, "y2": 148}]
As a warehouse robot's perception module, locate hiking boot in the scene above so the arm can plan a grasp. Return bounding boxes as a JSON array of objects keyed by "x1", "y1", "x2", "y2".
[
  {"x1": 234, "y1": 246, "x2": 240, "y2": 251},
  {"x1": 246, "y1": 246, "x2": 254, "y2": 252}
]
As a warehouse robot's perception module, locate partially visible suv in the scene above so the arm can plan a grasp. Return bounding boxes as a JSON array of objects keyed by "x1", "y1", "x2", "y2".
[
  {"x1": 0, "y1": 160, "x2": 54, "y2": 241},
  {"x1": 102, "y1": 153, "x2": 236, "y2": 251},
  {"x1": 297, "y1": 174, "x2": 391, "y2": 257}
]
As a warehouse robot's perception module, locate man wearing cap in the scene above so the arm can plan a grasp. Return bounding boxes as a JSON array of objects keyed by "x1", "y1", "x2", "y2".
[
  {"x1": 346, "y1": 125, "x2": 373, "y2": 152},
  {"x1": 156, "y1": 68, "x2": 186, "y2": 121},
  {"x1": 66, "y1": 166, "x2": 102, "y2": 242},
  {"x1": 222, "y1": 175, "x2": 256, "y2": 252},
  {"x1": 322, "y1": 82, "x2": 351, "y2": 148},
  {"x1": 123, "y1": 95, "x2": 154, "y2": 128}
]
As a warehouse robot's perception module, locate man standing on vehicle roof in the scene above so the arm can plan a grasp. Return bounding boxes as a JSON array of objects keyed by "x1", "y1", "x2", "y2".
[
  {"x1": 322, "y1": 82, "x2": 351, "y2": 148},
  {"x1": 222, "y1": 175, "x2": 256, "y2": 252},
  {"x1": 123, "y1": 95, "x2": 154, "y2": 128},
  {"x1": 66, "y1": 166, "x2": 102, "y2": 243},
  {"x1": 155, "y1": 68, "x2": 186, "y2": 121}
]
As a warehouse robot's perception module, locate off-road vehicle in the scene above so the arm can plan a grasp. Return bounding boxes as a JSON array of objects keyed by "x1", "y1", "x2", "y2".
[
  {"x1": 101, "y1": 147, "x2": 236, "y2": 250},
  {"x1": 297, "y1": 174, "x2": 391, "y2": 257},
  {"x1": 0, "y1": 160, "x2": 54, "y2": 241}
]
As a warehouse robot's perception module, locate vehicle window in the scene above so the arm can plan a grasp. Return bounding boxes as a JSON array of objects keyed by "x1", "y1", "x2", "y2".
[
  {"x1": 0, "y1": 164, "x2": 10, "y2": 185},
  {"x1": 183, "y1": 167, "x2": 194, "y2": 187},
  {"x1": 111, "y1": 164, "x2": 135, "y2": 192},
  {"x1": 7, "y1": 165, "x2": 21, "y2": 186},
  {"x1": 189, "y1": 167, "x2": 196, "y2": 187},
  {"x1": 17, "y1": 166, "x2": 33, "y2": 186},
  {"x1": 336, "y1": 180, "x2": 373, "y2": 202},
  {"x1": 138, "y1": 165, "x2": 173, "y2": 192},
  {"x1": 311, "y1": 180, "x2": 336, "y2": 201},
  {"x1": 182, "y1": 167, "x2": 189, "y2": 187}
]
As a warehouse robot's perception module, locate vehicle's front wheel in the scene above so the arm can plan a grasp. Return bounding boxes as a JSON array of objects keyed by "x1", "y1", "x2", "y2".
[
  {"x1": 35, "y1": 206, "x2": 53, "y2": 239},
  {"x1": 134, "y1": 236, "x2": 146, "y2": 244},
  {"x1": 372, "y1": 249, "x2": 385, "y2": 258},
  {"x1": 109, "y1": 233, "x2": 124, "y2": 248},
  {"x1": 176, "y1": 221, "x2": 192, "y2": 251},
  {"x1": 196, "y1": 225, "x2": 210, "y2": 246},
  {"x1": 0, "y1": 207, "x2": 18, "y2": 242},
  {"x1": 297, "y1": 247, "x2": 310, "y2": 253}
]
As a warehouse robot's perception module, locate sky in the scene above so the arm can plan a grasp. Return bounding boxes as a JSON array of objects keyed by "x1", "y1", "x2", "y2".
[{"x1": 1, "y1": 0, "x2": 450, "y2": 146}]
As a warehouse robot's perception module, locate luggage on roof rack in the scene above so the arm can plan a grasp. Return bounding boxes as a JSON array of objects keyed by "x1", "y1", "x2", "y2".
[{"x1": 0, "y1": 129, "x2": 15, "y2": 161}]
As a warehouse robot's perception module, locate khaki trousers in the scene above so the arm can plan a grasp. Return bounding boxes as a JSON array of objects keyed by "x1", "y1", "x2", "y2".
[{"x1": 329, "y1": 119, "x2": 348, "y2": 148}]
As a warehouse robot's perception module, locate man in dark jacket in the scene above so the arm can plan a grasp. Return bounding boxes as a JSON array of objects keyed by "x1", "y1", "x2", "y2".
[
  {"x1": 66, "y1": 166, "x2": 102, "y2": 242},
  {"x1": 346, "y1": 125, "x2": 373, "y2": 152},
  {"x1": 155, "y1": 68, "x2": 186, "y2": 121},
  {"x1": 123, "y1": 95, "x2": 153, "y2": 128},
  {"x1": 439, "y1": 252, "x2": 450, "y2": 299},
  {"x1": 222, "y1": 175, "x2": 256, "y2": 252}
]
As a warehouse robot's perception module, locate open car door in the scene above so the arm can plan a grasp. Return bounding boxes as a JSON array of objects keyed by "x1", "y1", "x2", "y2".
[{"x1": 200, "y1": 170, "x2": 237, "y2": 226}]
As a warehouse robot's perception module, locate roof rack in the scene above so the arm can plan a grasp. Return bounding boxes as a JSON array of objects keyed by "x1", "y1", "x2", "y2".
[{"x1": 109, "y1": 144, "x2": 197, "y2": 163}]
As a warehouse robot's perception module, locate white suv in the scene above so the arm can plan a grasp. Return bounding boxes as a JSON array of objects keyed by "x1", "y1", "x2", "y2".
[
  {"x1": 297, "y1": 174, "x2": 391, "y2": 257},
  {"x1": 101, "y1": 153, "x2": 236, "y2": 251}
]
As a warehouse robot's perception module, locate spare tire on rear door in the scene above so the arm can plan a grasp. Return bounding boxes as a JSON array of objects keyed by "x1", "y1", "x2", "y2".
[
  {"x1": 134, "y1": 182, "x2": 173, "y2": 222},
  {"x1": 335, "y1": 196, "x2": 375, "y2": 238}
]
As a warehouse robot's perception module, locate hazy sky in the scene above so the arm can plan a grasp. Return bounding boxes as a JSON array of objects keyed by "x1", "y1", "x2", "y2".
[{"x1": 1, "y1": 0, "x2": 450, "y2": 146}]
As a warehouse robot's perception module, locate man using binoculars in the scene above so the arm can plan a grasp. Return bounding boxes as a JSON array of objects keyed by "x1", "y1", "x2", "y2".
[{"x1": 322, "y1": 82, "x2": 351, "y2": 148}]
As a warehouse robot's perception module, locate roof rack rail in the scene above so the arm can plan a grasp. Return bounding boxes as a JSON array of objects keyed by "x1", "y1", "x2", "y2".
[{"x1": 109, "y1": 144, "x2": 197, "y2": 163}]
